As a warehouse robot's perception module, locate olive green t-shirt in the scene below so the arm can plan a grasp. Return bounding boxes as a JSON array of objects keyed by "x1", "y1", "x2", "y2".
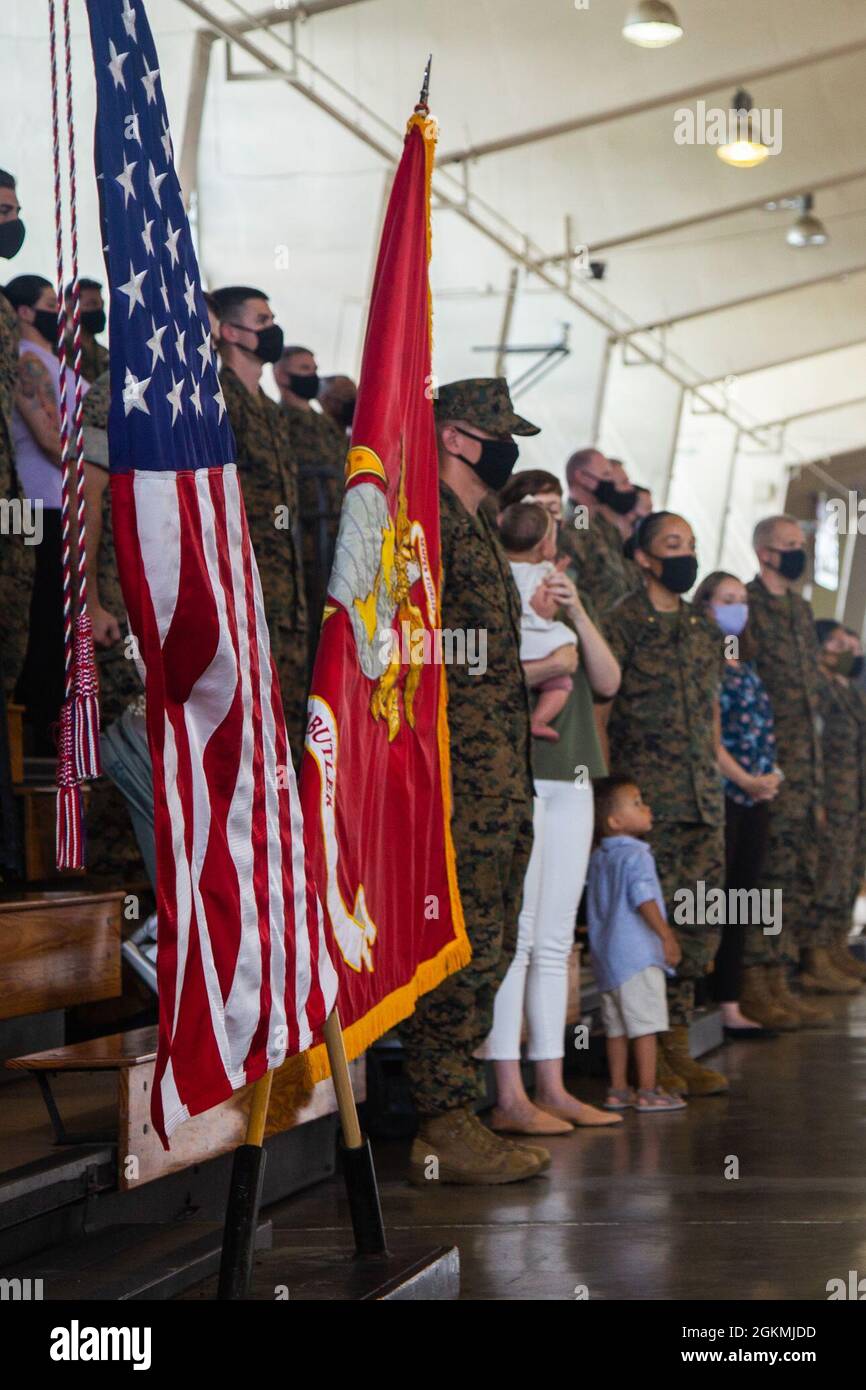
[{"x1": 531, "y1": 663, "x2": 608, "y2": 783}]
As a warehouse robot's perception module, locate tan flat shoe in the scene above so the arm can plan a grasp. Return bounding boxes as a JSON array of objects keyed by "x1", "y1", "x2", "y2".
[
  {"x1": 488, "y1": 1105, "x2": 573, "y2": 1136},
  {"x1": 536, "y1": 1100, "x2": 623, "y2": 1128}
]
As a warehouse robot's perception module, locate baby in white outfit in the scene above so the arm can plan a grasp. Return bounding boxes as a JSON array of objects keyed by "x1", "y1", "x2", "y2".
[{"x1": 498, "y1": 500, "x2": 578, "y2": 741}]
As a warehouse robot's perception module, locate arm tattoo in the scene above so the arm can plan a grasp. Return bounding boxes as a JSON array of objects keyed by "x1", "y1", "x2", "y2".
[{"x1": 15, "y1": 356, "x2": 61, "y2": 436}]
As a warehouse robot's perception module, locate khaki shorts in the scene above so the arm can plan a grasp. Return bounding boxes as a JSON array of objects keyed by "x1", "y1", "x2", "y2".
[{"x1": 600, "y1": 965, "x2": 668, "y2": 1039}]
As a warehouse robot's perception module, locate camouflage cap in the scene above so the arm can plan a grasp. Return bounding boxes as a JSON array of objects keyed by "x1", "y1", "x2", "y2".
[{"x1": 434, "y1": 377, "x2": 540, "y2": 436}]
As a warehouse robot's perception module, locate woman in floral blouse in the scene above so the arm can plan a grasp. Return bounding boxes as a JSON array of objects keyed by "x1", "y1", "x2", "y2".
[{"x1": 694, "y1": 571, "x2": 782, "y2": 1036}]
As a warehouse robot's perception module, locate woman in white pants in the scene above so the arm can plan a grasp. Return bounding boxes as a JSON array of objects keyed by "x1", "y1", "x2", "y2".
[{"x1": 486, "y1": 483, "x2": 622, "y2": 1133}]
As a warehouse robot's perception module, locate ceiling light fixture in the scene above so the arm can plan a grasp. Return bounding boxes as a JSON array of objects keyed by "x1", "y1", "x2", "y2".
[
  {"x1": 622, "y1": 1, "x2": 684, "y2": 48},
  {"x1": 717, "y1": 88, "x2": 769, "y2": 168},
  {"x1": 786, "y1": 193, "x2": 830, "y2": 247}
]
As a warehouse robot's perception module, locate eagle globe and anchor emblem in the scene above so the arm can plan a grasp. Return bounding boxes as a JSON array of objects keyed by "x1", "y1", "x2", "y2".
[{"x1": 304, "y1": 442, "x2": 437, "y2": 974}]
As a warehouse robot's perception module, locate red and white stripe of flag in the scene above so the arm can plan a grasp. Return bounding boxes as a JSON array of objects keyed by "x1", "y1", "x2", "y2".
[{"x1": 112, "y1": 462, "x2": 338, "y2": 1144}]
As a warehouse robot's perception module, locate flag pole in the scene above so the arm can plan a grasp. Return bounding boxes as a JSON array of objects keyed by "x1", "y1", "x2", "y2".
[
  {"x1": 324, "y1": 1007, "x2": 387, "y2": 1255},
  {"x1": 217, "y1": 1071, "x2": 274, "y2": 1299}
]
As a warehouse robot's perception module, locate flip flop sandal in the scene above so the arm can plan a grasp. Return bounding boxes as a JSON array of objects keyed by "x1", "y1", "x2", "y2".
[
  {"x1": 635, "y1": 1087, "x2": 687, "y2": 1113},
  {"x1": 604, "y1": 1088, "x2": 635, "y2": 1111}
]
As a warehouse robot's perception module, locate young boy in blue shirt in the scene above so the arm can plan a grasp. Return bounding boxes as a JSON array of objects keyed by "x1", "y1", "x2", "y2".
[{"x1": 587, "y1": 777, "x2": 687, "y2": 1113}]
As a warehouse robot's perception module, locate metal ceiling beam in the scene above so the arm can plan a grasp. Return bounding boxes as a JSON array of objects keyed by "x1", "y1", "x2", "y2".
[
  {"x1": 629, "y1": 263, "x2": 866, "y2": 333},
  {"x1": 538, "y1": 166, "x2": 866, "y2": 263},
  {"x1": 172, "y1": 0, "x2": 830, "y2": 463},
  {"x1": 178, "y1": 29, "x2": 218, "y2": 211},
  {"x1": 231, "y1": 0, "x2": 373, "y2": 34},
  {"x1": 438, "y1": 38, "x2": 866, "y2": 166},
  {"x1": 693, "y1": 335, "x2": 866, "y2": 387},
  {"x1": 759, "y1": 393, "x2": 866, "y2": 431},
  {"x1": 494, "y1": 267, "x2": 519, "y2": 377},
  {"x1": 175, "y1": 0, "x2": 397, "y2": 161}
]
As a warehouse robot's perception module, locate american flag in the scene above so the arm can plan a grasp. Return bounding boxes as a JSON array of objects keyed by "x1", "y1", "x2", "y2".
[{"x1": 85, "y1": 0, "x2": 338, "y2": 1146}]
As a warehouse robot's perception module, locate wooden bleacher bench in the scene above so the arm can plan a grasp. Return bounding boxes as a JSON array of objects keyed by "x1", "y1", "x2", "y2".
[
  {"x1": 6, "y1": 1026, "x2": 365, "y2": 1190},
  {"x1": 0, "y1": 891, "x2": 124, "y2": 1021},
  {"x1": 13, "y1": 783, "x2": 90, "y2": 881},
  {"x1": 6, "y1": 1026, "x2": 157, "y2": 1146}
]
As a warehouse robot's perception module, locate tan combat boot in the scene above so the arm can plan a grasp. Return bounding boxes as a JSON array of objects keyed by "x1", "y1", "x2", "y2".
[
  {"x1": 828, "y1": 939, "x2": 866, "y2": 983},
  {"x1": 660, "y1": 1025, "x2": 729, "y2": 1097},
  {"x1": 739, "y1": 965, "x2": 799, "y2": 1031},
  {"x1": 799, "y1": 947, "x2": 860, "y2": 996},
  {"x1": 655, "y1": 1047, "x2": 688, "y2": 1094},
  {"x1": 408, "y1": 1107, "x2": 545, "y2": 1186},
  {"x1": 452, "y1": 1110, "x2": 552, "y2": 1174},
  {"x1": 768, "y1": 964, "x2": 833, "y2": 1025}
]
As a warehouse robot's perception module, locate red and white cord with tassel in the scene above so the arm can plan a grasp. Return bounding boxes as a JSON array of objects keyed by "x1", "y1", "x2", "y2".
[
  {"x1": 61, "y1": 0, "x2": 101, "y2": 783},
  {"x1": 49, "y1": 0, "x2": 100, "y2": 870}
]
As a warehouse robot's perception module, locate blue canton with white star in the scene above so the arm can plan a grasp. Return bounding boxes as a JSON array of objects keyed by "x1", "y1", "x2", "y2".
[{"x1": 87, "y1": 0, "x2": 236, "y2": 473}]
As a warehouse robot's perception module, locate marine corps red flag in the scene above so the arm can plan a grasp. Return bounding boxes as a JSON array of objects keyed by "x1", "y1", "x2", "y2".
[{"x1": 301, "y1": 109, "x2": 469, "y2": 1073}]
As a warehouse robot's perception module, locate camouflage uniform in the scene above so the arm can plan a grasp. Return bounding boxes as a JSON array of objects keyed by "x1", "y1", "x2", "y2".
[
  {"x1": 841, "y1": 682, "x2": 866, "y2": 938},
  {"x1": 220, "y1": 366, "x2": 308, "y2": 764},
  {"x1": 81, "y1": 373, "x2": 142, "y2": 725},
  {"x1": 604, "y1": 586, "x2": 726, "y2": 1023},
  {"x1": 80, "y1": 372, "x2": 145, "y2": 880},
  {"x1": 400, "y1": 378, "x2": 538, "y2": 1115},
  {"x1": 280, "y1": 402, "x2": 345, "y2": 661},
  {"x1": 558, "y1": 499, "x2": 640, "y2": 619},
  {"x1": 67, "y1": 333, "x2": 109, "y2": 386},
  {"x1": 744, "y1": 577, "x2": 822, "y2": 965},
  {"x1": 813, "y1": 670, "x2": 861, "y2": 946},
  {"x1": 0, "y1": 290, "x2": 33, "y2": 701}
]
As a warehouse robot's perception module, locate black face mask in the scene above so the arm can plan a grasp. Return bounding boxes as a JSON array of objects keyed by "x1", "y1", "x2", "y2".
[
  {"x1": 591, "y1": 478, "x2": 618, "y2": 508},
  {"x1": 80, "y1": 308, "x2": 106, "y2": 337},
  {"x1": 288, "y1": 371, "x2": 319, "y2": 400},
  {"x1": 649, "y1": 552, "x2": 698, "y2": 594},
  {"x1": 227, "y1": 321, "x2": 284, "y2": 364},
  {"x1": 32, "y1": 308, "x2": 59, "y2": 346},
  {"x1": 603, "y1": 483, "x2": 638, "y2": 515},
  {"x1": 454, "y1": 427, "x2": 519, "y2": 491},
  {"x1": 771, "y1": 547, "x2": 806, "y2": 582},
  {"x1": 850, "y1": 655, "x2": 864, "y2": 680},
  {"x1": 0, "y1": 218, "x2": 25, "y2": 260}
]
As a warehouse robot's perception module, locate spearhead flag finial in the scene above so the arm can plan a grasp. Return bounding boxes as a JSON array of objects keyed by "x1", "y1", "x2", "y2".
[{"x1": 416, "y1": 54, "x2": 432, "y2": 112}]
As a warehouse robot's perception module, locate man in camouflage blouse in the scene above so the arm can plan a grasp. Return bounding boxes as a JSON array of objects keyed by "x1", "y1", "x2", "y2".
[
  {"x1": 558, "y1": 447, "x2": 641, "y2": 618},
  {"x1": 741, "y1": 515, "x2": 830, "y2": 1028},
  {"x1": 400, "y1": 377, "x2": 565, "y2": 1185},
  {"x1": 807, "y1": 621, "x2": 864, "y2": 994},
  {"x1": 64, "y1": 278, "x2": 109, "y2": 385},
  {"x1": 274, "y1": 345, "x2": 345, "y2": 663},
  {"x1": 0, "y1": 169, "x2": 34, "y2": 704},
  {"x1": 839, "y1": 628, "x2": 866, "y2": 983},
  {"x1": 212, "y1": 287, "x2": 308, "y2": 765}
]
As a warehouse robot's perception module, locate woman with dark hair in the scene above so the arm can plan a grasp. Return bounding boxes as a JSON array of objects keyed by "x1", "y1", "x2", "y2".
[
  {"x1": 692, "y1": 570, "x2": 783, "y2": 1035},
  {"x1": 7, "y1": 273, "x2": 87, "y2": 752},
  {"x1": 600, "y1": 512, "x2": 729, "y2": 1095},
  {"x1": 485, "y1": 471, "x2": 624, "y2": 1132},
  {"x1": 498, "y1": 468, "x2": 564, "y2": 518}
]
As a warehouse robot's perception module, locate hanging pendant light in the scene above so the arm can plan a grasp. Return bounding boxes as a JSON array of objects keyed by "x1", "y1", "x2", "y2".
[
  {"x1": 717, "y1": 88, "x2": 769, "y2": 167},
  {"x1": 787, "y1": 194, "x2": 829, "y2": 247},
  {"x1": 622, "y1": 1, "x2": 684, "y2": 48}
]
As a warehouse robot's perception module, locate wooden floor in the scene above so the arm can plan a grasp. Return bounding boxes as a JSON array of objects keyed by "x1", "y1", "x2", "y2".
[{"x1": 214, "y1": 989, "x2": 866, "y2": 1300}]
